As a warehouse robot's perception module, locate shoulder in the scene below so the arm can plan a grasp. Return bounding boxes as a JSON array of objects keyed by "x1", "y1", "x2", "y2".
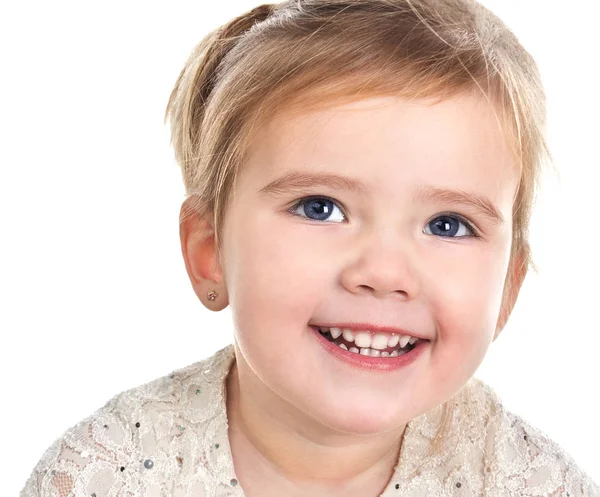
[
  {"x1": 20, "y1": 401, "x2": 142, "y2": 497},
  {"x1": 20, "y1": 346, "x2": 232, "y2": 497},
  {"x1": 464, "y1": 377, "x2": 600, "y2": 496}
]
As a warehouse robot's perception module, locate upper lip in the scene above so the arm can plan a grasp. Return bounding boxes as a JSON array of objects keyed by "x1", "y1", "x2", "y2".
[{"x1": 310, "y1": 322, "x2": 430, "y2": 340}]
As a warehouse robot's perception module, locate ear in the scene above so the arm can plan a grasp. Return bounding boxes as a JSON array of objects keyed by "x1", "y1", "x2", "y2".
[
  {"x1": 179, "y1": 199, "x2": 229, "y2": 311},
  {"x1": 493, "y1": 248, "x2": 527, "y2": 341}
]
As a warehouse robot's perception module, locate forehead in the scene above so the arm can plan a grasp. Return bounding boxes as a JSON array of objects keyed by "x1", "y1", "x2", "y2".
[{"x1": 242, "y1": 93, "x2": 519, "y2": 204}]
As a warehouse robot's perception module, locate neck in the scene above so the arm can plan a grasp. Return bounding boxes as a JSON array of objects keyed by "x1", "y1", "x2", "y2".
[{"x1": 225, "y1": 355, "x2": 406, "y2": 496}]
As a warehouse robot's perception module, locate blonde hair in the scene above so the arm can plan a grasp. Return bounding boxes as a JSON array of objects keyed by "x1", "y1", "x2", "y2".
[{"x1": 165, "y1": 0, "x2": 549, "y2": 466}]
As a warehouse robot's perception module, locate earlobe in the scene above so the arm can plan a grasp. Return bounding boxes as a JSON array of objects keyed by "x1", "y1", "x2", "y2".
[
  {"x1": 494, "y1": 249, "x2": 528, "y2": 341},
  {"x1": 179, "y1": 200, "x2": 229, "y2": 311}
]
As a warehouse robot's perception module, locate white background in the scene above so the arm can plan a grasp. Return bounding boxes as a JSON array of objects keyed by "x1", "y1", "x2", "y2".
[{"x1": 1, "y1": 1, "x2": 598, "y2": 493}]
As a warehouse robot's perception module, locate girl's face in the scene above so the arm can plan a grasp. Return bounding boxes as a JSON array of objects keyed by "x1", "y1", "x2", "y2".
[{"x1": 219, "y1": 93, "x2": 520, "y2": 435}]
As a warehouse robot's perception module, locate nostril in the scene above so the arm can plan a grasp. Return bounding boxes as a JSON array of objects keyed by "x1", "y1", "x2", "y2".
[{"x1": 357, "y1": 286, "x2": 409, "y2": 299}]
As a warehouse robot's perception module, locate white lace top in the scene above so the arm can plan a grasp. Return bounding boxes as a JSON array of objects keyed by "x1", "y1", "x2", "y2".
[{"x1": 21, "y1": 344, "x2": 599, "y2": 497}]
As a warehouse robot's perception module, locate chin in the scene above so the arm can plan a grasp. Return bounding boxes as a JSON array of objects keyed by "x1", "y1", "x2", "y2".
[{"x1": 302, "y1": 394, "x2": 410, "y2": 437}]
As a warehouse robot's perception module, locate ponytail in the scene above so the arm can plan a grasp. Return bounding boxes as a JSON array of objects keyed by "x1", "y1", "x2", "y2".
[{"x1": 164, "y1": 4, "x2": 275, "y2": 171}]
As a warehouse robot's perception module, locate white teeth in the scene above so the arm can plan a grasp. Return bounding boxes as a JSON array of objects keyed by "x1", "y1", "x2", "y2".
[
  {"x1": 336, "y1": 343, "x2": 409, "y2": 357},
  {"x1": 387, "y1": 334, "x2": 400, "y2": 348},
  {"x1": 371, "y1": 333, "x2": 389, "y2": 350},
  {"x1": 330, "y1": 327, "x2": 343, "y2": 339},
  {"x1": 319, "y1": 326, "x2": 421, "y2": 352},
  {"x1": 354, "y1": 332, "x2": 372, "y2": 348}
]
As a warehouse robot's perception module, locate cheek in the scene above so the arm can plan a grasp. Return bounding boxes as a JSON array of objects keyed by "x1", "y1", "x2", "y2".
[
  {"x1": 429, "y1": 242, "x2": 511, "y2": 341},
  {"x1": 424, "y1": 244, "x2": 511, "y2": 384},
  {"x1": 223, "y1": 211, "x2": 328, "y2": 342}
]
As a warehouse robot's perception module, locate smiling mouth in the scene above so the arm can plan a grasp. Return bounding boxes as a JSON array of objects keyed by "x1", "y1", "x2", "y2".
[{"x1": 316, "y1": 327, "x2": 420, "y2": 357}]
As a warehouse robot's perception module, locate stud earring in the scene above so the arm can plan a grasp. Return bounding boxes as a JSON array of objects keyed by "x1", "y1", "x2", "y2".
[{"x1": 207, "y1": 290, "x2": 218, "y2": 301}]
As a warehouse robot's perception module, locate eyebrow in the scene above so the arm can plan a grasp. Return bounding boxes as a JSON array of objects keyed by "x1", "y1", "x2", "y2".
[
  {"x1": 258, "y1": 171, "x2": 370, "y2": 197},
  {"x1": 415, "y1": 186, "x2": 505, "y2": 225},
  {"x1": 258, "y1": 171, "x2": 504, "y2": 225}
]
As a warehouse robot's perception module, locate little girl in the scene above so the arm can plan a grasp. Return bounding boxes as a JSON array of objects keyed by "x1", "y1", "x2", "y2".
[{"x1": 21, "y1": 0, "x2": 599, "y2": 496}]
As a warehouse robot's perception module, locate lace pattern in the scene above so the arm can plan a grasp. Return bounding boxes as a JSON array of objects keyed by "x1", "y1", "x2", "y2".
[{"x1": 21, "y1": 344, "x2": 600, "y2": 496}]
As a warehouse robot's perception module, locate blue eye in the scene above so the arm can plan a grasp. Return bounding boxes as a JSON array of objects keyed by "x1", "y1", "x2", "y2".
[
  {"x1": 289, "y1": 196, "x2": 346, "y2": 222},
  {"x1": 288, "y1": 199, "x2": 477, "y2": 238},
  {"x1": 424, "y1": 214, "x2": 475, "y2": 238}
]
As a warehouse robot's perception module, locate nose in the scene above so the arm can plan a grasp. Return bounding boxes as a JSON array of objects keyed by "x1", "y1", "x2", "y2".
[{"x1": 339, "y1": 228, "x2": 420, "y2": 300}]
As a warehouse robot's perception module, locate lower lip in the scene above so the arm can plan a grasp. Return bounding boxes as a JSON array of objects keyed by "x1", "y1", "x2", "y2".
[{"x1": 309, "y1": 326, "x2": 428, "y2": 372}]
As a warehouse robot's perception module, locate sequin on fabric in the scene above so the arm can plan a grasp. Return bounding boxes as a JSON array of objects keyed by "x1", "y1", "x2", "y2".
[{"x1": 20, "y1": 345, "x2": 599, "y2": 496}]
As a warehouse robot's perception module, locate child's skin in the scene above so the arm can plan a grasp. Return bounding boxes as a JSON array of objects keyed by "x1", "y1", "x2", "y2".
[{"x1": 180, "y1": 92, "x2": 526, "y2": 496}]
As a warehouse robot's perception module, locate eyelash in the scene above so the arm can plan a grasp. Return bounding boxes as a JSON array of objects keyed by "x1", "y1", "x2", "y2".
[
  {"x1": 287, "y1": 195, "x2": 481, "y2": 239},
  {"x1": 427, "y1": 211, "x2": 480, "y2": 239}
]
